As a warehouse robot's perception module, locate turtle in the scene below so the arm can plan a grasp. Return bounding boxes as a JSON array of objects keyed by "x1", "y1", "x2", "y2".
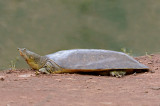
[{"x1": 17, "y1": 48, "x2": 149, "y2": 77}]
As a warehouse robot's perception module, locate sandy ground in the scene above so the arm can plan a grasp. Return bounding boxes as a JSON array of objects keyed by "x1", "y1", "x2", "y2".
[{"x1": 0, "y1": 54, "x2": 160, "y2": 106}]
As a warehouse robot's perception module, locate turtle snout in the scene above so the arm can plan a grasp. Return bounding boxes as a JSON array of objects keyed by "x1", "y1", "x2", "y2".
[{"x1": 17, "y1": 48, "x2": 24, "y2": 56}]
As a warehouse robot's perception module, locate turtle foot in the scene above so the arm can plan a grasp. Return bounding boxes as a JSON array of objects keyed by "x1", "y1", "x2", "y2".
[
  {"x1": 110, "y1": 71, "x2": 126, "y2": 78},
  {"x1": 39, "y1": 68, "x2": 50, "y2": 74}
]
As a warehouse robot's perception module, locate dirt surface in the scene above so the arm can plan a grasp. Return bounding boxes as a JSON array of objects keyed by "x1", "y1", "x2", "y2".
[{"x1": 1, "y1": 54, "x2": 160, "y2": 106}]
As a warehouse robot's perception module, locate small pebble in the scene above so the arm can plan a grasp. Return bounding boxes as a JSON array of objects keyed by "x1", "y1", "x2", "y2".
[
  {"x1": 0, "y1": 77, "x2": 4, "y2": 81},
  {"x1": 151, "y1": 87, "x2": 160, "y2": 90},
  {"x1": 148, "y1": 62, "x2": 152, "y2": 64},
  {"x1": 133, "y1": 72, "x2": 137, "y2": 76},
  {"x1": 144, "y1": 91, "x2": 148, "y2": 93},
  {"x1": 150, "y1": 70, "x2": 155, "y2": 73},
  {"x1": 154, "y1": 68, "x2": 158, "y2": 70},
  {"x1": 0, "y1": 76, "x2": 5, "y2": 81}
]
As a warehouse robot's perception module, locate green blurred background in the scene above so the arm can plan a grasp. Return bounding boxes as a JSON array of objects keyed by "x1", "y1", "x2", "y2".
[{"x1": 0, "y1": 0, "x2": 160, "y2": 69}]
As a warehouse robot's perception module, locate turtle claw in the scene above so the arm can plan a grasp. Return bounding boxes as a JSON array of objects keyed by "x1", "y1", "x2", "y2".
[
  {"x1": 35, "y1": 71, "x2": 40, "y2": 75},
  {"x1": 110, "y1": 71, "x2": 126, "y2": 78}
]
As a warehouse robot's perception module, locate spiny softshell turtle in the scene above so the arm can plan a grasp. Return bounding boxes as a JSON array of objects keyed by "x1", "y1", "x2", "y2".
[{"x1": 18, "y1": 48, "x2": 149, "y2": 77}]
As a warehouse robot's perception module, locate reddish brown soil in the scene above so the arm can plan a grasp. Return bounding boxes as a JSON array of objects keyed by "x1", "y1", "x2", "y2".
[{"x1": 1, "y1": 54, "x2": 160, "y2": 106}]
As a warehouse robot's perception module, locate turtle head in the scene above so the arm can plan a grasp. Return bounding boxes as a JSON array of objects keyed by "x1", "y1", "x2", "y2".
[{"x1": 18, "y1": 48, "x2": 46, "y2": 70}]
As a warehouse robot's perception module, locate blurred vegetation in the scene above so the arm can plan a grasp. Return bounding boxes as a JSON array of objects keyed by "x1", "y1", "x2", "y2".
[{"x1": 0, "y1": 0, "x2": 160, "y2": 69}]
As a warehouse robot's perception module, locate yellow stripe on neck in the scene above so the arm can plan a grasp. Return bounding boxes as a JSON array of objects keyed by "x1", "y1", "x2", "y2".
[{"x1": 26, "y1": 59, "x2": 41, "y2": 70}]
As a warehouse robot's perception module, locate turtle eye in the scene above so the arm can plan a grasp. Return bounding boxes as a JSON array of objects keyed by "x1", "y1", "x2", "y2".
[{"x1": 24, "y1": 48, "x2": 26, "y2": 51}]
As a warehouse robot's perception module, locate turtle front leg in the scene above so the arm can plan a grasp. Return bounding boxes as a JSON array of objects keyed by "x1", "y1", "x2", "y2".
[
  {"x1": 39, "y1": 68, "x2": 50, "y2": 74},
  {"x1": 110, "y1": 71, "x2": 126, "y2": 78},
  {"x1": 39, "y1": 59, "x2": 63, "y2": 74}
]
